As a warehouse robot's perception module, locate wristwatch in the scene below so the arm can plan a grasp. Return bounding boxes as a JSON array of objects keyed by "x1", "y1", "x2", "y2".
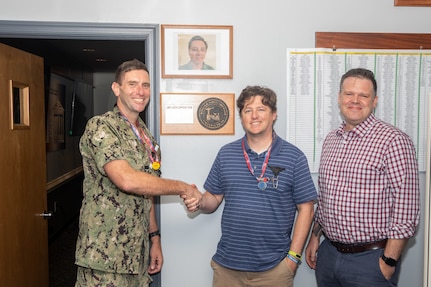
[{"x1": 381, "y1": 254, "x2": 398, "y2": 267}]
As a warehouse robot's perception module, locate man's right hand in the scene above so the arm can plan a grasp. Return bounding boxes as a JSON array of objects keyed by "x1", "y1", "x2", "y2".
[{"x1": 182, "y1": 184, "x2": 202, "y2": 212}]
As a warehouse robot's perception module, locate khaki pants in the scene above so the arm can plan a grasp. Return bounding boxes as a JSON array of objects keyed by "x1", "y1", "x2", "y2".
[{"x1": 211, "y1": 258, "x2": 294, "y2": 287}]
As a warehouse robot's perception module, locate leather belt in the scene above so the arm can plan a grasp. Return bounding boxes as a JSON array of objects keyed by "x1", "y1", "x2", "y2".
[{"x1": 329, "y1": 239, "x2": 387, "y2": 253}]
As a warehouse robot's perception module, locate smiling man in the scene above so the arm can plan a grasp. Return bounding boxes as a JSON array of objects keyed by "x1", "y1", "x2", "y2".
[
  {"x1": 179, "y1": 35, "x2": 215, "y2": 70},
  {"x1": 184, "y1": 85, "x2": 317, "y2": 287},
  {"x1": 305, "y1": 68, "x2": 420, "y2": 287},
  {"x1": 74, "y1": 59, "x2": 201, "y2": 287}
]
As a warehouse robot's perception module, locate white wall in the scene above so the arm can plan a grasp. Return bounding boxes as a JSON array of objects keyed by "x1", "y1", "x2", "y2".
[{"x1": 2, "y1": 1, "x2": 430, "y2": 286}]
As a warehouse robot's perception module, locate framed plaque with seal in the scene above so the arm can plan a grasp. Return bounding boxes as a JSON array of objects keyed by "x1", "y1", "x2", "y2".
[{"x1": 160, "y1": 93, "x2": 235, "y2": 135}]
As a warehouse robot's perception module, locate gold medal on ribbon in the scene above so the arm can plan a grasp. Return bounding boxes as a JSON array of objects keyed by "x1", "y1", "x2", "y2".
[{"x1": 151, "y1": 161, "x2": 161, "y2": 171}]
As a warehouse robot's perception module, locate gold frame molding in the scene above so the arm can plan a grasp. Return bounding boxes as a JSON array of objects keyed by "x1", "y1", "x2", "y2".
[
  {"x1": 395, "y1": 0, "x2": 431, "y2": 6},
  {"x1": 315, "y1": 32, "x2": 431, "y2": 50}
]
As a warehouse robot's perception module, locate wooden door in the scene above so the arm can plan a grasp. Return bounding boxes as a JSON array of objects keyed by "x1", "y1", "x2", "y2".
[{"x1": 0, "y1": 43, "x2": 48, "y2": 286}]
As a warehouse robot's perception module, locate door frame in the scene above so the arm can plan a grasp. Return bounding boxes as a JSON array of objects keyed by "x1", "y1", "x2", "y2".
[
  {"x1": 0, "y1": 20, "x2": 160, "y2": 140},
  {"x1": 0, "y1": 20, "x2": 161, "y2": 287}
]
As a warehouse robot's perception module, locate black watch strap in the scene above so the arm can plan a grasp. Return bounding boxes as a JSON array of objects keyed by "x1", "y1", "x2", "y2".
[
  {"x1": 381, "y1": 254, "x2": 398, "y2": 267},
  {"x1": 149, "y1": 230, "x2": 160, "y2": 239}
]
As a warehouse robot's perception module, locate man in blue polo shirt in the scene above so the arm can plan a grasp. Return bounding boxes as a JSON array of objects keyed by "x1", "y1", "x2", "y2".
[{"x1": 184, "y1": 85, "x2": 317, "y2": 287}]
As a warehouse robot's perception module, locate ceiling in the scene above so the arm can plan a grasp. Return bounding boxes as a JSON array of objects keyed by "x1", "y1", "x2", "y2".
[{"x1": 0, "y1": 38, "x2": 146, "y2": 73}]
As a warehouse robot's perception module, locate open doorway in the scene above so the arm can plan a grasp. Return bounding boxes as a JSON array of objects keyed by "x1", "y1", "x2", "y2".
[
  {"x1": 0, "y1": 21, "x2": 160, "y2": 135},
  {"x1": 0, "y1": 20, "x2": 161, "y2": 287}
]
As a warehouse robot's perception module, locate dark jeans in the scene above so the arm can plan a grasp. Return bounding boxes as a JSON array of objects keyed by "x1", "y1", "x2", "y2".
[{"x1": 316, "y1": 239, "x2": 400, "y2": 287}]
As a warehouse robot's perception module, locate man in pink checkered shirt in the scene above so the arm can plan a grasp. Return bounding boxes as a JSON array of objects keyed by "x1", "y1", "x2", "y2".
[{"x1": 305, "y1": 68, "x2": 420, "y2": 287}]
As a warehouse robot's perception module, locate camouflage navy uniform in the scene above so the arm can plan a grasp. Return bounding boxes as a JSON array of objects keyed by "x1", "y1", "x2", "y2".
[{"x1": 75, "y1": 105, "x2": 161, "y2": 286}]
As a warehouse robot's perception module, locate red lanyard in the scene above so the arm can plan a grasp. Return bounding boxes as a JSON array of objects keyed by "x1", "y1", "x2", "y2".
[
  {"x1": 242, "y1": 137, "x2": 272, "y2": 182},
  {"x1": 135, "y1": 125, "x2": 160, "y2": 166},
  {"x1": 120, "y1": 111, "x2": 160, "y2": 170}
]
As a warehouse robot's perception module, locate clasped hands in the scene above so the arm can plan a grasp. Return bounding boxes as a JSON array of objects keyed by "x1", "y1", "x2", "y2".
[{"x1": 181, "y1": 184, "x2": 203, "y2": 212}]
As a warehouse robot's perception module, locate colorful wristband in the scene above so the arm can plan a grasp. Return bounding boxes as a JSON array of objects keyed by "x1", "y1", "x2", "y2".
[
  {"x1": 288, "y1": 250, "x2": 302, "y2": 260},
  {"x1": 286, "y1": 253, "x2": 302, "y2": 265}
]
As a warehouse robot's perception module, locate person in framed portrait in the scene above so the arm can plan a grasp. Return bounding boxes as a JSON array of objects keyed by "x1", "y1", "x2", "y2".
[{"x1": 179, "y1": 35, "x2": 215, "y2": 70}]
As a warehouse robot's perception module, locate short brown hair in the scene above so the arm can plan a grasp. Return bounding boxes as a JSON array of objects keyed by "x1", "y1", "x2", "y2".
[
  {"x1": 340, "y1": 68, "x2": 377, "y2": 96},
  {"x1": 236, "y1": 85, "x2": 277, "y2": 115},
  {"x1": 115, "y1": 59, "x2": 149, "y2": 84}
]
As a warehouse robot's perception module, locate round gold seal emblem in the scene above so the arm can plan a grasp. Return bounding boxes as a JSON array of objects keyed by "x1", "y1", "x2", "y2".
[{"x1": 197, "y1": 97, "x2": 230, "y2": 130}]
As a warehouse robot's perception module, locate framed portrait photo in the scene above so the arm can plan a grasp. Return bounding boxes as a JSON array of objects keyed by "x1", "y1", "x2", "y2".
[
  {"x1": 161, "y1": 24, "x2": 233, "y2": 79},
  {"x1": 160, "y1": 92, "x2": 235, "y2": 135}
]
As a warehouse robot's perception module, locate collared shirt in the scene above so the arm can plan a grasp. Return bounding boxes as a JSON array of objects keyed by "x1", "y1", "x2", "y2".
[
  {"x1": 205, "y1": 134, "x2": 317, "y2": 272},
  {"x1": 315, "y1": 114, "x2": 420, "y2": 244},
  {"x1": 75, "y1": 106, "x2": 160, "y2": 278},
  {"x1": 178, "y1": 61, "x2": 215, "y2": 70}
]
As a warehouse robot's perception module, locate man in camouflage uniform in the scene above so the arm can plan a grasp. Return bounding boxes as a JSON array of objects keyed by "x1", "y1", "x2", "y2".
[{"x1": 75, "y1": 59, "x2": 200, "y2": 287}]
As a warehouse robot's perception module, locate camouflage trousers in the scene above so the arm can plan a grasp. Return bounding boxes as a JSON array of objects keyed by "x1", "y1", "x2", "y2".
[{"x1": 75, "y1": 266, "x2": 151, "y2": 287}]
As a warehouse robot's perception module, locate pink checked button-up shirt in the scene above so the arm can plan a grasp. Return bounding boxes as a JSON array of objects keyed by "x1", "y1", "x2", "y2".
[{"x1": 316, "y1": 114, "x2": 420, "y2": 244}]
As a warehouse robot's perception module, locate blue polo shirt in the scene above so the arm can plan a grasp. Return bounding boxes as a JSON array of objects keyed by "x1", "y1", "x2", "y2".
[{"x1": 204, "y1": 134, "x2": 317, "y2": 272}]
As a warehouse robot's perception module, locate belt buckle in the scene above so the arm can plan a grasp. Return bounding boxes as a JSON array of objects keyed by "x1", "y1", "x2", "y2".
[{"x1": 339, "y1": 245, "x2": 354, "y2": 253}]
